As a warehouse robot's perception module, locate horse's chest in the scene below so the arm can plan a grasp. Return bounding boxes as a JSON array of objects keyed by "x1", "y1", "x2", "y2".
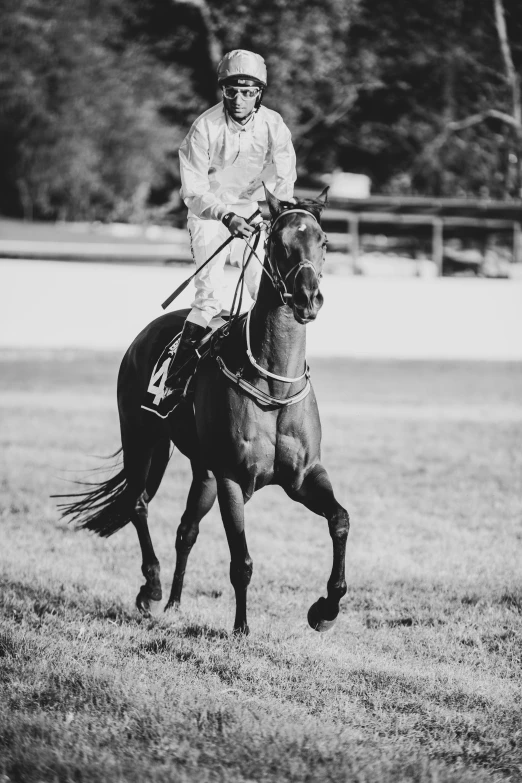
[
  {"x1": 232, "y1": 416, "x2": 277, "y2": 469},
  {"x1": 228, "y1": 410, "x2": 313, "y2": 486},
  {"x1": 198, "y1": 383, "x2": 319, "y2": 492}
]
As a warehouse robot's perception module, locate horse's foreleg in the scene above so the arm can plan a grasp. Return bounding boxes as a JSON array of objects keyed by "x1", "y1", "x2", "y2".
[
  {"x1": 217, "y1": 478, "x2": 252, "y2": 635},
  {"x1": 165, "y1": 467, "x2": 217, "y2": 610},
  {"x1": 286, "y1": 464, "x2": 350, "y2": 632}
]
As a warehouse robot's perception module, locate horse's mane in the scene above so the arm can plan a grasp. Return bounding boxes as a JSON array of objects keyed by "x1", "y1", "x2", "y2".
[{"x1": 277, "y1": 196, "x2": 327, "y2": 224}]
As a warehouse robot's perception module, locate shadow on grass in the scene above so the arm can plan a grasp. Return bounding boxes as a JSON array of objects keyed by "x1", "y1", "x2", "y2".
[
  {"x1": 194, "y1": 588, "x2": 223, "y2": 599},
  {"x1": 179, "y1": 623, "x2": 228, "y2": 640},
  {"x1": 90, "y1": 597, "x2": 138, "y2": 624},
  {"x1": 0, "y1": 576, "x2": 139, "y2": 627},
  {"x1": 1, "y1": 577, "x2": 236, "y2": 645},
  {"x1": 364, "y1": 615, "x2": 445, "y2": 629},
  {"x1": 498, "y1": 590, "x2": 522, "y2": 613},
  {"x1": 137, "y1": 624, "x2": 228, "y2": 657}
]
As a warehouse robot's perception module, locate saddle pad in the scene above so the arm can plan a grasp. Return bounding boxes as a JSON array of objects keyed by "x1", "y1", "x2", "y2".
[
  {"x1": 140, "y1": 314, "x2": 230, "y2": 419},
  {"x1": 141, "y1": 330, "x2": 182, "y2": 417}
]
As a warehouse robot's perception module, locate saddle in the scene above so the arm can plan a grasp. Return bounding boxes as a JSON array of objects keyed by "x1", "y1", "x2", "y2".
[{"x1": 140, "y1": 313, "x2": 234, "y2": 420}]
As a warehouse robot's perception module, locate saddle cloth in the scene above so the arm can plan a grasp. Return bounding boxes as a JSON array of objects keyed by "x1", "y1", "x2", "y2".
[{"x1": 141, "y1": 314, "x2": 228, "y2": 419}]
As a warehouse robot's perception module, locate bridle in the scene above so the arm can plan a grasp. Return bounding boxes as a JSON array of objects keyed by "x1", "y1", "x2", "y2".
[
  {"x1": 214, "y1": 206, "x2": 327, "y2": 402},
  {"x1": 262, "y1": 208, "x2": 326, "y2": 306},
  {"x1": 234, "y1": 207, "x2": 327, "y2": 385}
]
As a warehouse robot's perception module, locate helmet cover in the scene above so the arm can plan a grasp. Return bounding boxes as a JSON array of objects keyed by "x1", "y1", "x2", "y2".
[{"x1": 217, "y1": 50, "x2": 267, "y2": 86}]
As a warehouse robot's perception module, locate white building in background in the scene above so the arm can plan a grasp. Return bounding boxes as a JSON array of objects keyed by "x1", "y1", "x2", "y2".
[{"x1": 321, "y1": 171, "x2": 371, "y2": 199}]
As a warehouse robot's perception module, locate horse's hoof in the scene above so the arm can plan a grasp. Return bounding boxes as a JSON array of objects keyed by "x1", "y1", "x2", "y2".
[
  {"x1": 136, "y1": 588, "x2": 161, "y2": 617},
  {"x1": 136, "y1": 595, "x2": 151, "y2": 617},
  {"x1": 308, "y1": 598, "x2": 338, "y2": 632},
  {"x1": 141, "y1": 565, "x2": 162, "y2": 601},
  {"x1": 233, "y1": 623, "x2": 250, "y2": 636},
  {"x1": 164, "y1": 599, "x2": 180, "y2": 612}
]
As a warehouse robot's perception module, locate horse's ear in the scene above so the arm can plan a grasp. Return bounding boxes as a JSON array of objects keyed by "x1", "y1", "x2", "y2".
[
  {"x1": 263, "y1": 183, "x2": 282, "y2": 219},
  {"x1": 316, "y1": 186, "x2": 329, "y2": 212},
  {"x1": 303, "y1": 187, "x2": 329, "y2": 223}
]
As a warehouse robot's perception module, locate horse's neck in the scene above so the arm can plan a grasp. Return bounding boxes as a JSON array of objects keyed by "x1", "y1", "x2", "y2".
[{"x1": 249, "y1": 302, "x2": 306, "y2": 381}]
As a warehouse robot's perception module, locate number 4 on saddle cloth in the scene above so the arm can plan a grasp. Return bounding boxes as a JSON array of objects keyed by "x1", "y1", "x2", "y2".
[{"x1": 141, "y1": 312, "x2": 230, "y2": 420}]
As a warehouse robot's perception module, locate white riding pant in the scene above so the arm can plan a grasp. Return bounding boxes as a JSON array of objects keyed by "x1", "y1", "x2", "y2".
[{"x1": 186, "y1": 203, "x2": 265, "y2": 328}]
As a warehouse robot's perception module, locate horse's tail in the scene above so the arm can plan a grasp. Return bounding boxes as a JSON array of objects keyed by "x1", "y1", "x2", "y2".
[{"x1": 53, "y1": 449, "x2": 133, "y2": 538}]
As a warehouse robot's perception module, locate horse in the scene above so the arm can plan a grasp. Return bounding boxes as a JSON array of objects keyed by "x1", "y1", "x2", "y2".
[{"x1": 57, "y1": 186, "x2": 350, "y2": 635}]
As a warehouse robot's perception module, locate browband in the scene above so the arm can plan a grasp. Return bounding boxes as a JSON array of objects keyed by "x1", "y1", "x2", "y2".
[{"x1": 271, "y1": 208, "x2": 319, "y2": 230}]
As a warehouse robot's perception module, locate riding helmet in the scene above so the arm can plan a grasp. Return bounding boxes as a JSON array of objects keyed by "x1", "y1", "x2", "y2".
[{"x1": 217, "y1": 50, "x2": 267, "y2": 87}]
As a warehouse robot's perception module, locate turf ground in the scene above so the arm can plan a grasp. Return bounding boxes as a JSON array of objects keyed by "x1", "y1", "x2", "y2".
[{"x1": 1, "y1": 353, "x2": 521, "y2": 782}]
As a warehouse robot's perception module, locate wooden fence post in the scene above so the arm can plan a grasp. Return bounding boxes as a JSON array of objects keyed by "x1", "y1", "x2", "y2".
[
  {"x1": 513, "y1": 221, "x2": 522, "y2": 264},
  {"x1": 349, "y1": 214, "x2": 360, "y2": 274},
  {"x1": 432, "y1": 218, "x2": 444, "y2": 276}
]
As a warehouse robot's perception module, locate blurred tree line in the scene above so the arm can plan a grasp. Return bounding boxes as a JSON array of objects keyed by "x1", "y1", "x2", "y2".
[{"x1": 1, "y1": 0, "x2": 521, "y2": 221}]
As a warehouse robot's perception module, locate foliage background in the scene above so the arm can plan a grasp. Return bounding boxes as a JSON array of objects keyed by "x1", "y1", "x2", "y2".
[{"x1": 1, "y1": 0, "x2": 522, "y2": 221}]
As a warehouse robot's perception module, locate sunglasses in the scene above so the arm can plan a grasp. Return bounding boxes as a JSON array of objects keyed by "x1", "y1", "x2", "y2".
[{"x1": 222, "y1": 86, "x2": 261, "y2": 99}]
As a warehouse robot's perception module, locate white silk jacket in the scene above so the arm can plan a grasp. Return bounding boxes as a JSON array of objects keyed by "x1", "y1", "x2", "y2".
[{"x1": 179, "y1": 103, "x2": 297, "y2": 221}]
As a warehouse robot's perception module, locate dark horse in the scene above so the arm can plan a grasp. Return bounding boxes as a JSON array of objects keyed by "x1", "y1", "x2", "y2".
[{"x1": 58, "y1": 187, "x2": 350, "y2": 634}]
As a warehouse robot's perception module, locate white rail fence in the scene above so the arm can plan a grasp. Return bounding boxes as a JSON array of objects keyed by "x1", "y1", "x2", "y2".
[{"x1": 1, "y1": 259, "x2": 521, "y2": 360}]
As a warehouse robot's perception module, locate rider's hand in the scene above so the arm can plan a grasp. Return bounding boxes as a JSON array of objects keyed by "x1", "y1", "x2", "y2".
[{"x1": 228, "y1": 215, "x2": 255, "y2": 239}]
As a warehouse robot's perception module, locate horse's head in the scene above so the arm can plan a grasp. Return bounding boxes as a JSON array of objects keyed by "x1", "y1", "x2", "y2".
[{"x1": 263, "y1": 185, "x2": 329, "y2": 324}]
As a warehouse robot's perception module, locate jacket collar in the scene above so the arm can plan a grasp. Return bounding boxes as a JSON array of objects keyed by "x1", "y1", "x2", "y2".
[{"x1": 224, "y1": 105, "x2": 256, "y2": 133}]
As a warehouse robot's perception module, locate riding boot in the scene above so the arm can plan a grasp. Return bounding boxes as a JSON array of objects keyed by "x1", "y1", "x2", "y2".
[{"x1": 163, "y1": 320, "x2": 207, "y2": 402}]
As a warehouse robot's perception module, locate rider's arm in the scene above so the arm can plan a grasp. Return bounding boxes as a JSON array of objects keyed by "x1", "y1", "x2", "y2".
[
  {"x1": 179, "y1": 124, "x2": 228, "y2": 221},
  {"x1": 271, "y1": 120, "x2": 297, "y2": 202}
]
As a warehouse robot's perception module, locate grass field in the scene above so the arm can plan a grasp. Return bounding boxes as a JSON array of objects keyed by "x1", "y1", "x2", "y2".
[{"x1": 1, "y1": 353, "x2": 521, "y2": 782}]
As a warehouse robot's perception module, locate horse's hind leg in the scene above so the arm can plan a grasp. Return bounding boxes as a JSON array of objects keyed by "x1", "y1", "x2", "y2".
[
  {"x1": 165, "y1": 463, "x2": 217, "y2": 610},
  {"x1": 286, "y1": 464, "x2": 350, "y2": 632},
  {"x1": 216, "y1": 478, "x2": 252, "y2": 635},
  {"x1": 132, "y1": 490, "x2": 161, "y2": 616},
  {"x1": 125, "y1": 434, "x2": 170, "y2": 616}
]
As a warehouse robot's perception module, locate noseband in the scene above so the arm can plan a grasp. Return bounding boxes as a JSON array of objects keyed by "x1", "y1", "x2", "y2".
[{"x1": 264, "y1": 209, "x2": 325, "y2": 306}]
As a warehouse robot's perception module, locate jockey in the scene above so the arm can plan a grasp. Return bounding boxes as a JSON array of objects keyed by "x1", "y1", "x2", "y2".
[{"x1": 163, "y1": 48, "x2": 297, "y2": 400}]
